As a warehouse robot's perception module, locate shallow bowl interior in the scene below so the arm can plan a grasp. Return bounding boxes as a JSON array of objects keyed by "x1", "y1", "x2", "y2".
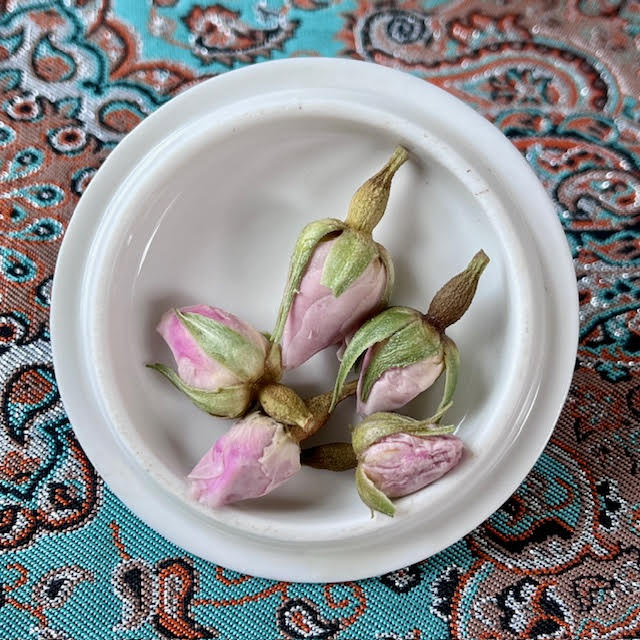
[{"x1": 89, "y1": 105, "x2": 533, "y2": 542}]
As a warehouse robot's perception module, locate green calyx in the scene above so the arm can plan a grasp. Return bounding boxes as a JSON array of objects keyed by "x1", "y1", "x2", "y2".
[
  {"x1": 356, "y1": 464, "x2": 396, "y2": 517},
  {"x1": 177, "y1": 311, "x2": 266, "y2": 382},
  {"x1": 147, "y1": 363, "x2": 252, "y2": 418},
  {"x1": 377, "y1": 242, "x2": 395, "y2": 307},
  {"x1": 345, "y1": 146, "x2": 409, "y2": 235},
  {"x1": 435, "y1": 336, "x2": 460, "y2": 420},
  {"x1": 321, "y1": 229, "x2": 379, "y2": 298},
  {"x1": 264, "y1": 343, "x2": 283, "y2": 383},
  {"x1": 360, "y1": 319, "x2": 443, "y2": 402},
  {"x1": 258, "y1": 383, "x2": 313, "y2": 432},
  {"x1": 331, "y1": 306, "x2": 420, "y2": 410},
  {"x1": 271, "y1": 218, "x2": 346, "y2": 345},
  {"x1": 351, "y1": 410, "x2": 455, "y2": 458}
]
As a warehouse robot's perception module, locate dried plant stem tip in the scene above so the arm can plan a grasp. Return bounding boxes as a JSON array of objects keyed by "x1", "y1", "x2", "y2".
[
  {"x1": 345, "y1": 145, "x2": 409, "y2": 234},
  {"x1": 425, "y1": 250, "x2": 490, "y2": 331}
]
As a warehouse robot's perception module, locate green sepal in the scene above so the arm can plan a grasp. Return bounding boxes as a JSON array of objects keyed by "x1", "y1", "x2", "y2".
[
  {"x1": 360, "y1": 320, "x2": 443, "y2": 401},
  {"x1": 352, "y1": 411, "x2": 455, "y2": 457},
  {"x1": 331, "y1": 307, "x2": 419, "y2": 410},
  {"x1": 376, "y1": 242, "x2": 395, "y2": 306},
  {"x1": 272, "y1": 218, "x2": 346, "y2": 344},
  {"x1": 264, "y1": 343, "x2": 283, "y2": 383},
  {"x1": 321, "y1": 229, "x2": 378, "y2": 297},
  {"x1": 147, "y1": 363, "x2": 252, "y2": 418},
  {"x1": 356, "y1": 464, "x2": 395, "y2": 517},
  {"x1": 177, "y1": 311, "x2": 265, "y2": 382},
  {"x1": 434, "y1": 336, "x2": 460, "y2": 420}
]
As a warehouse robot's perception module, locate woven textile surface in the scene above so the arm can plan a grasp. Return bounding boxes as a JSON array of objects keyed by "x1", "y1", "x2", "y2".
[{"x1": 1, "y1": 0, "x2": 639, "y2": 638}]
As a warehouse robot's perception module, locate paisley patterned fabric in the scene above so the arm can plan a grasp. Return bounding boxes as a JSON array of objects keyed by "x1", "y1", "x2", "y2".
[{"x1": 0, "y1": 0, "x2": 639, "y2": 637}]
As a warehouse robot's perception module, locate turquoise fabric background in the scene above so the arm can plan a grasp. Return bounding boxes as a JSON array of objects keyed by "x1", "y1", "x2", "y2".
[{"x1": 1, "y1": 1, "x2": 639, "y2": 638}]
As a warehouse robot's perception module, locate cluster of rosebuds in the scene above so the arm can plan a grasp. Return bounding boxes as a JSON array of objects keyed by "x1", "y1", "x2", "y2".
[{"x1": 149, "y1": 147, "x2": 489, "y2": 516}]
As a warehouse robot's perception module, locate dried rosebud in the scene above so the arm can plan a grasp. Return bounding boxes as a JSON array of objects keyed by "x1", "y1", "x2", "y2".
[
  {"x1": 279, "y1": 237, "x2": 388, "y2": 370},
  {"x1": 188, "y1": 412, "x2": 300, "y2": 507},
  {"x1": 148, "y1": 305, "x2": 270, "y2": 417},
  {"x1": 271, "y1": 146, "x2": 409, "y2": 370},
  {"x1": 333, "y1": 251, "x2": 489, "y2": 417},
  {"x1": 351, "y1": 412, "x2": 460, "y2": 516},
  {"x1": 356, "y1": 317, "x2": 445, "y2": 416},
  {"x1": 360, "y1": 434, "x2": 463, "y2": 497}
]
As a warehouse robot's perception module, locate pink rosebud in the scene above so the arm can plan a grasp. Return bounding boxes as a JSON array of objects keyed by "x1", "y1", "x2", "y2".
[
  {"x1": 272, "y1": 148, "x2": 409, "y2": 371},
  {"x1": 281, "y1": 238, "x2": 387, "y2": 370},
  {"x1": 357, "y1": 351, "x2": 444, "y2": 416},
  {"x1": 334, "y1": 251, "x2": 490, "y2": 422},
  {"x1": 188, "y1": 413, "x2": 301, "y2": 507},
  {"x1": 157, "y1": 305, "x2": 269, "y2": 389},
  {"x1": 360, "y1": 433, "x2": 463, "y2": 498}
]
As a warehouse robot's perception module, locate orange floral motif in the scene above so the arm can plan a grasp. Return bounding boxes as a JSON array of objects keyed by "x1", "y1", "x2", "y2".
[
  {"x1": 0, "y1": 451, "x2": 41, "y2": 484},
  {"x1": 180, "y1": 3, "x2": 299, "y2": 65}
]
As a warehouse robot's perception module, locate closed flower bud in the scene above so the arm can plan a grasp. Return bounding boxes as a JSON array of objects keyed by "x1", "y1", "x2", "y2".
[
  {"x1": 360, "y1": 433, "x2": 463, "y2": 498},
  {"x1": 356, "y1": 320, "x2": 444, "y2": 416},
  {"x1": 271, "y1": 146, "x2": 409, "y2": 370},
  {"x1": 351, "y1": 411, "x2": 460, "y2": 516},
  {"x1": 333, "y1": 251, "x2": 489, "y2": 418},
  {"x1": 279, "y1": 237, "x2": 387, "y2": 370},
  {"x1": 188, "y1": 412, "x2": 301, "y2": 507},
  {"x1": 148, "y1": 305, "x2": 269, "y2": 418}
]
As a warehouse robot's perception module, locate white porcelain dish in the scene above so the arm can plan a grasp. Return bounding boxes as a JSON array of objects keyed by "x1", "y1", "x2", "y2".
[{"x1": 51, "y1": 58, "x2": 578, "y2": 582}]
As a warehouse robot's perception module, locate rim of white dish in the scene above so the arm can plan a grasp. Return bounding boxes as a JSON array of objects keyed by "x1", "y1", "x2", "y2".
[{"x1": 51, "y1": 58, "x2": 578, "y2": 581}]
